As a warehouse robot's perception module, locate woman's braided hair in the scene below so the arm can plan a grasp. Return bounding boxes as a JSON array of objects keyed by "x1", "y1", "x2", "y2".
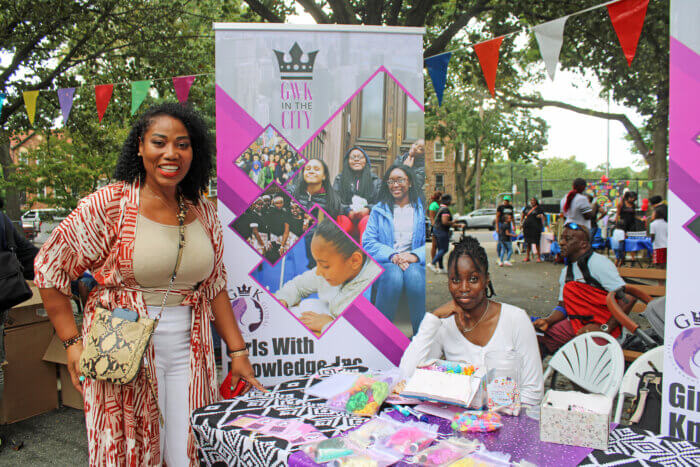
[{"x1": 447, "y1": 235, "x2": 495, "y2": 297}]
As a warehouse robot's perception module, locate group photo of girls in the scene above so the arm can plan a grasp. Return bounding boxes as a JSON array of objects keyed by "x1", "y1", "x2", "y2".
[
  {"x1": 235, "y1": 127, "x2": 304, "y2": 188},
  {"x1": 231, "y1": 185, "x2": 314, "y2": 264}
]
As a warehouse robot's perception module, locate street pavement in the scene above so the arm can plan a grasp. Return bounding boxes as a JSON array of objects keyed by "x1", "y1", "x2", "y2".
[{"x1": 0, "y1": 228, "x2": 640, "y2": 464}]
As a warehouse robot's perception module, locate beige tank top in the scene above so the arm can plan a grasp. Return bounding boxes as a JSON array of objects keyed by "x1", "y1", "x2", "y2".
[{"x1": 133, "y1": 214, "x2": 215, "y2": 306}]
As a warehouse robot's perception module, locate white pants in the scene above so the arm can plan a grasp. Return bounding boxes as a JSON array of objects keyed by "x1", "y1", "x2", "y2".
[{"x1": 148, "y1": 305, "x2": 192, "y2": 467}]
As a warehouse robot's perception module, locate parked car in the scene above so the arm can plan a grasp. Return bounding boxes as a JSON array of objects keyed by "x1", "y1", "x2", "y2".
[
  {"x1": 455, "y1": 208, "x2": 498, "y2": 230},
  {"x1": 21, "y1": 208, "x2": 68, "y2": 241}
]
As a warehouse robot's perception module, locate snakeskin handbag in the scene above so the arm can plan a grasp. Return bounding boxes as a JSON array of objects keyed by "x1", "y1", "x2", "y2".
[{"x1": 79, "y1": 199, "x2": 187, "y2": 384}]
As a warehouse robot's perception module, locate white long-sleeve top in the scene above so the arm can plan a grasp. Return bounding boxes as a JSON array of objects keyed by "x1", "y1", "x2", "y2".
[{"x1": 399, "y1": 302, "x2": 545, "y2": 405}]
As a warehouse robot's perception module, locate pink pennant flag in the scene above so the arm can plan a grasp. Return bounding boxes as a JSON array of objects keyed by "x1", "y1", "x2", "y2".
[
  {"x1": 607, "y1": 0, "x2": 650, "y2": 66},
  {"x1": 172, "y1": 75, "x2": 195, "y2": 105},
  {"x1": 473, "y1": 37, "x2": 504, "y2": 98},
  {"x1": 57, "y1": 88, "x2": 75, "y2": 125},
  {"x1": 95, "y1": 84, "x2": 114, "y2": 123}
]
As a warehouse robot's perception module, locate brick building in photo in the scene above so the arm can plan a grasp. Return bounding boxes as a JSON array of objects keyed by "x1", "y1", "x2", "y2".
[{"x1": 424, "y1": 139, "x2": 457, "y2": 200}]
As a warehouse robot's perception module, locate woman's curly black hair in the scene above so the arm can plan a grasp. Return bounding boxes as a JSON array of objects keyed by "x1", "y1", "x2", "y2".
[
  {"x1": 447, "y1": 235, "x2": 496, "y2": 297},
  {"x1": 114, "y1": 102, "x2": 213, "y2": 202}
]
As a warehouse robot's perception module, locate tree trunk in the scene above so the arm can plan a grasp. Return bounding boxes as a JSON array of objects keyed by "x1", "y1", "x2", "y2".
[
  {"x1": 0, "y1": 139, "x2": 21, "y2": 220},
  {"x1": 473, "y1": 143, "x2": 482, "y2": 209},
  {"x1": 649, "y1": 124, "x2": 668, "y2": 197}
]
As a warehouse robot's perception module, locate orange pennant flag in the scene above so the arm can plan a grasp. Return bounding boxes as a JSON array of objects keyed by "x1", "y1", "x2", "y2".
[
  {"x1": 473, "y1": 36, "x2": 504, "y2": 98},
  {"x1": 607, "y1": 0, "x2": 649, "y2": 66},
  {"x1": 95, "y1": 84, "x2": 114, "y2": 123}
]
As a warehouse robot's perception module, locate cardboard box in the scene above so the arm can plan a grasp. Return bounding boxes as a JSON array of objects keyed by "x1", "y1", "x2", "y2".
[
  {"x1": 43, "y1": 334, "x2": 84, "y2": 410},
  {"x1": 6, "y1": 283, "x2": 48, "y2": 329},
  {"x1": 0, "y1": 321, "x2": 59, "y2": 424},
  {"x1": 540, "y1": 390, "x2": 613, "y2": 450}
]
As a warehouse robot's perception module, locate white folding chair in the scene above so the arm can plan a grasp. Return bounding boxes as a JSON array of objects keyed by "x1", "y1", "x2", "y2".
[
  {"x1": 543, "y1": 331, "x2": 625, "y2": 398},
  {"x1": 614, "y1": 346, "x2": 664, "y2": 423}
]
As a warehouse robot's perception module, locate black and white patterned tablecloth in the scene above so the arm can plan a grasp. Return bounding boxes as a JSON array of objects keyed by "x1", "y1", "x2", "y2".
[
  {"x1": 580, "y1": 427, "x2": 700, "y2": 466},
  {"x1": 191, "y1": 367, "x2": 369, "y2": 466}
]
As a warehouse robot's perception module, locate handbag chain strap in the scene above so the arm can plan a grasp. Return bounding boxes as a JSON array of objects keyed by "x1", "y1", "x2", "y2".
[{"x1": 154, "y1": 195, "x2": 188, "y2": 321}]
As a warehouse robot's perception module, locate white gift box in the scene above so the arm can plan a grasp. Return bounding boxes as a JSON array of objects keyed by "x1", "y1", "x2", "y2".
[{"x1": 539, "y1": 390, "x2": 613, "y2": 450}]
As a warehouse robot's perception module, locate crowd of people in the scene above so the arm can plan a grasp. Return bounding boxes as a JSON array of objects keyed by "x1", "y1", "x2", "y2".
[
  {"x1": 232, "y1": 188, "x2": 314, "y2": 264},
  {"x1": 236, "y1": 141, "x2": 304, "y2": 188}
]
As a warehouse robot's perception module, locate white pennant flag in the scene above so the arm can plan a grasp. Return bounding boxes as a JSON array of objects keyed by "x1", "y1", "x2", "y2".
[{"x1": 533, "y1": 16, "x2": 568, "y2": 81}]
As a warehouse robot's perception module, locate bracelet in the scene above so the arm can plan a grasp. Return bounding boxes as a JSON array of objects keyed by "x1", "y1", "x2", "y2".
[
  {"x1": 62, "y1": 334, "x2": 82, "y2": 349},
  {"x1": 228, "y1": 348, "x2": 250, "y2": 358}
]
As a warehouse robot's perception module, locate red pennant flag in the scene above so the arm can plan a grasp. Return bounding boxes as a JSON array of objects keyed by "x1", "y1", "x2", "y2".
[
  {"x1": 473, "y1": 36, "x2": 504, "y2": 98},
  {"x1": 172, "y1": 75, "x2": 195, "y2": 105},
  {"x1": 607, "y1": 0, "x2": 649, "y2": 66},
  {"x1": 95, "y1": 84, "x2": 114, "y2": 123}
]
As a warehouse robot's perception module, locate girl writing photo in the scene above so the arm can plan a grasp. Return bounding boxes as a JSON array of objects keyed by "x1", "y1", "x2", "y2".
[{"x1": 275, "y1": 218, "x2": 381, "y2": 333}]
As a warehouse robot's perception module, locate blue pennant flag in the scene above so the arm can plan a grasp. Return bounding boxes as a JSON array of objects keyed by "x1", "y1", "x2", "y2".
[{"x1": 425, "y1": 52, "x2": 452, "y2": 106}]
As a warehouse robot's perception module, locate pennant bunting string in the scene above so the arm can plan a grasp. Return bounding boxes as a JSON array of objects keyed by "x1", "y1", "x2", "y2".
[
  {"x1": 425, "y1": 53, "x2": 452, "y2": 106},
  {"x1": 533, "y1": 16, "x2": 569, "y2": 81},
  {"x1": 607, "y1": 0, "x2": 650, "y2": 66},
  {"x1": 95, "y1": 84, "x2": 114, "y2": 123},
  {"x1": 23, "y1": 91, "x2": 40, "y2": 126},
  {"x1": 57, "y1": 88, "x2": 76, "y2": 125},
  {"x1": 173, "y1": 75, "x2": 196, "y2": 105},
  {"x1": 131, "y1": 80, "x2": 151, "y2": 115},
  {"x1": 473, "y1": 37, "x2": 504, "y2": 98}
]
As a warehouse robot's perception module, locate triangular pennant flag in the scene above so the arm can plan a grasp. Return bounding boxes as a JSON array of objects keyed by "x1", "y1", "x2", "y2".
[
  {"x1": 533, "y1": 17, "x2": 568, "y2": 81},
  {"x1": 607, "y1": 0, "x2": 649, "y2": 66},
  {"x1": 425, "y1": 52, "x2": 452, "y2": 106},
  {"x1": 131, "y1": 80, "x2": 151, "y2": 115},
  {"x1": 23, "y1": 90, "x2": 39, "y2": 126},
  {"x1": 0, "y1": 92, "x2": 5, "y2": 121},
  {"x1": 95, "y1": 84, "x2": 114, "y2": 123},
  {"x1": 473, "y1": 36, "x2": 504, "y2": 98},
  {"x1": 57, "y1": 88, "x2": 75, "y2": 126},
  {"x1": 172, "y1": 75, "x2": 195, "y2": 105}
]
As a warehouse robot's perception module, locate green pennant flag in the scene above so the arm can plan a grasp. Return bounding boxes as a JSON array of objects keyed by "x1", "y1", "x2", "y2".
[{"x1": 131, "y1": 80, "x2": 151, "y2": 116}]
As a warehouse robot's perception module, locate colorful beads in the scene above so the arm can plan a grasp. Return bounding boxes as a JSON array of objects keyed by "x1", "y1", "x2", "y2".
[{"x1": 451, "y1": 411, "x2": 503, "y2": 432}]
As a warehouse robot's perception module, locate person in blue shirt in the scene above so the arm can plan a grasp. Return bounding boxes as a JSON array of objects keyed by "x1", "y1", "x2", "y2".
[
  {"x1": 498, "y1": 213, "x2": 517, "y2": 266},
  {"x1": 362, "y1": 164, "x2": 426, "y2": 334}
]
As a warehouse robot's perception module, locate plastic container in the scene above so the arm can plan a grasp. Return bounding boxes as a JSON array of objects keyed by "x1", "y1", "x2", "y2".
[{"x1": 484, "y1": 350, "x2": 522, "y2": 416}]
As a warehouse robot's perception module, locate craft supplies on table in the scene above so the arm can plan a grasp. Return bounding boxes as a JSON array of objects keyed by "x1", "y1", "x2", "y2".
[
  {"x1": 539, "y1": 390, "x2": 613, "y2": 450},
  {"x1": 226, "y1": 415, "x2": 327, "y2": 446},
  {"x1": 409, "y1": 438, "x2": 481, "y2": 466},
  {"x1": 452, "y1": 411, "x2": 503, "y2": 433},
  {"x1": 309, "y1": 370, "x2": 400, "y2": 417},
  {"x1": 401, "y1": 360, "x2": 485, "y2": 408}
]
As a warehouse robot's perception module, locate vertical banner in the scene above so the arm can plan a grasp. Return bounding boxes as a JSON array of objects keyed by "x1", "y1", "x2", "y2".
[
  {"x1": 215, "y1": 24, "x2": 425, "y2": 384},
  {"x1": 663, "y1": 0, "x2": 700, "y2": 442}
]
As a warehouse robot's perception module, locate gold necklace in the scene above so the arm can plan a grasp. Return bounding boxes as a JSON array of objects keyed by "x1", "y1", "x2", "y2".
[
  {"x1": 460, "y1": 301, "x2": 491, "y2": 334},
  {"x1": 144, "y1": 184, "x2": 178, "y2": 212}
]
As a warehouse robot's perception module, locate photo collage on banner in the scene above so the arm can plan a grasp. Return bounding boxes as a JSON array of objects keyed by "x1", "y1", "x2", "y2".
[{"x1": 215, "y1": 24, "x2": 425, "y2": 384}]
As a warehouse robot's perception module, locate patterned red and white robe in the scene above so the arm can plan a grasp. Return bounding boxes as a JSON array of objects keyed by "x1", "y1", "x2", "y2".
[{"x1": 34, "y1": 180, "x2": 225, "y2": 466}]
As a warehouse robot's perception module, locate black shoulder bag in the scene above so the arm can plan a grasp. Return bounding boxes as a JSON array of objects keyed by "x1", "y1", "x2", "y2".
[{"x1": 0, "y1": 216, "x2": 33, "y2": 310}]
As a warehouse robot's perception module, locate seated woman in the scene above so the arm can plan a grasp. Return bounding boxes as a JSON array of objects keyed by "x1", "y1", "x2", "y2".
[
  {"x1": 333, "y1": 146, "x2": 380, "y2": 240},
  {"x1": 275, "y1": 218, "x2": 381, "y2": 333},
  {"x1": 362, "y1": 164, "x2": 425, "y2": 334},
  {"x1": 399, "y1": 236, "x2": 544, "y2": 406}
]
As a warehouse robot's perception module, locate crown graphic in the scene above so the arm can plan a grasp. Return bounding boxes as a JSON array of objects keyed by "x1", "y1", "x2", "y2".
[
  {"x1": 237, "y1": 284, "x2": 252, "y2": 296},
  {"x1": 274, "y1": 42, "x2": 318, "y2": 80}
]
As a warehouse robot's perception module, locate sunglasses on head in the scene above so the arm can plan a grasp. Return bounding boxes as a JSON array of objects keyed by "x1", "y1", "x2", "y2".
[{"x1": 566, "y1": 222, "x2": 582, "y2": 231}]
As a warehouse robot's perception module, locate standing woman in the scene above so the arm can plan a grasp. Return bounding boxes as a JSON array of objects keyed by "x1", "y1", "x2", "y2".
[
  {"x1": 333, "y1": 146, "x2": 380, "y2": 240},
  {"x1": 428, "y1": 194, "x2": 458, "y2": 274},
  {"x1": 521, "y1": 197, "x2": 545, "y2": 262},
  {"x1": 614, "y1": 190, "x2": 639, "y2": 267},
  {"x1": 34, "y1": 103, "x2": 264, "y2": 466},
  {"x1": 427, "y1": 191, "x2": 442, "y2": 261},
  {"x1": 362, "y1": 164, "x2": 426, "y2": 334}
]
